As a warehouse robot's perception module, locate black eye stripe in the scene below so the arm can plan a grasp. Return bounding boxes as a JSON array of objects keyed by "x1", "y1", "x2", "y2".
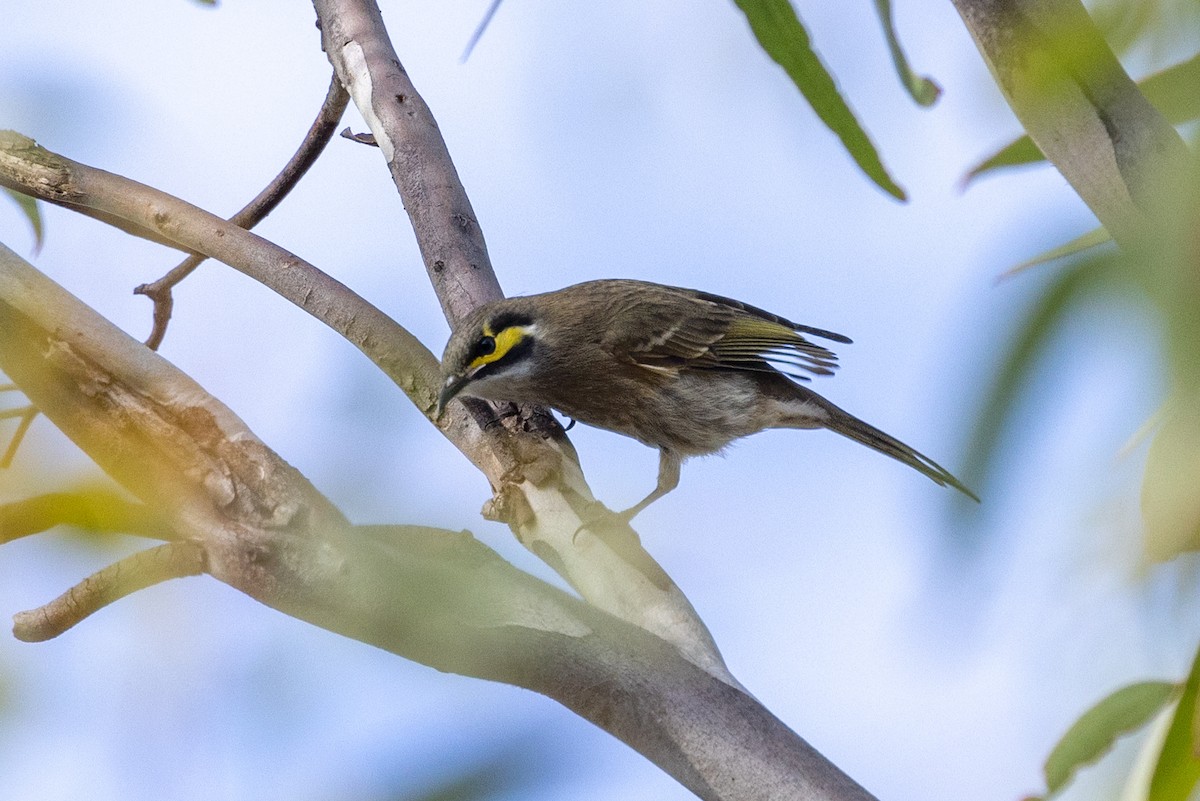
[
  {"x1": 470, "y1": 336, "x2": 534, "y2": 378},
  {"x1": 490, "y1": 311, "x2": 533, "y2": 332}
]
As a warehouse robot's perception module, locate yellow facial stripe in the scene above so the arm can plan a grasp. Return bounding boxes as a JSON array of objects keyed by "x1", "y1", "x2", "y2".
[{"x1": 467, "y1": 325, "x2": 530, "y2": 371}]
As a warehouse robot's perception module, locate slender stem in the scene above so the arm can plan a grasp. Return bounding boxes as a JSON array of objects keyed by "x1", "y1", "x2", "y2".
[
  {"x1": 12, "y1": 541, "x2": 205, "y2": 642},
  {"x1": 134, "y1": 74, "x2": 351, "y2": 350}
]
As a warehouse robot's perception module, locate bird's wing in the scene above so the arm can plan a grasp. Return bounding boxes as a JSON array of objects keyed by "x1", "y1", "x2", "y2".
[{"x1": 603, "y1": 286, "x2": 850, "y2": 381}]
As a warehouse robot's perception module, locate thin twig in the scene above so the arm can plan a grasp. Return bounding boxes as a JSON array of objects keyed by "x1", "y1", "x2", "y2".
[
  {"x1": 0, "y1": 131, "x2": 444, "y2": 418},
  {"x1": 134, "y1": 73, "x2": 350, "y2": 350},
  {"x1": 12, "y1": 541, "x2": 206, "y2": 642},
  {"x1": 461, "y1": 0, "x2": 503, "y2": 63},
  {"x1": 0, "y1": 404, "x2": 36, "y2": 468}
]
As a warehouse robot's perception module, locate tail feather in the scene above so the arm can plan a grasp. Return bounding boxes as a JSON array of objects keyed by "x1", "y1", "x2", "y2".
[{"x1": 806, "y1": 393, "x2": 979, "y2": 502}]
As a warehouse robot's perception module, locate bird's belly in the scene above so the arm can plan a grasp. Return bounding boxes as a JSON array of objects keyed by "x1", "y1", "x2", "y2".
[{"x1": 548, "y1": 370, "x2": 773, "y2": 456}]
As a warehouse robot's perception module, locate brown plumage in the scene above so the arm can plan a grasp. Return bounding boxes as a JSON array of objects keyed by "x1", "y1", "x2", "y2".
[{"x1": 438, "y1": 279, "x2": 976, "y2": 519}]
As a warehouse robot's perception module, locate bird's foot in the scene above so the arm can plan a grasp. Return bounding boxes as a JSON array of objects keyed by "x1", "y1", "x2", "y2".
[{"x1": 573, "y1": 500, "x2": 636, "y2": 543}]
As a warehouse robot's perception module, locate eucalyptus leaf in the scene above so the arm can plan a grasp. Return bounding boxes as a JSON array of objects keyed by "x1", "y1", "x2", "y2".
[
  {"x1": 999, "y1": 227, "x2": 1112, "y2": 281},
  {"x1": 2, "y1": 187, "x2": 42, "y2": 252},
  {"x1": 962, "y1": 53, "x2": 1200, "y2": 185},
  {"x1": 1042, "y1": 680, "x2": 1178, "y2": 798},
  {"x1": 1149, "y1": 643, "x2": 1200, "y2": 801},
  {"x1": 872, "y1": 0, "x2": 941, "y2": 106},
  {"x1": 733, "y1": 0, "x2": 907, "y2": 200},
  {"x1": 955, "y1": 254, "x2": 1124, "y2": 524}
]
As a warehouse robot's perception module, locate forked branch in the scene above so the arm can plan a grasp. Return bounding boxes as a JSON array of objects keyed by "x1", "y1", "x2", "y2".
[{"x1": 135, "y1": 74, "x2": 351, "y2": 350}]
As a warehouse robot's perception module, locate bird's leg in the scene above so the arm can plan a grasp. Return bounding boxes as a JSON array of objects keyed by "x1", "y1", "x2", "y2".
[
  {"x1": 616, "y1": 448, "x2": 681, "y2": 522},
  {"x1": 574, "y1": 449, "x2": 681, "y2": 539}
]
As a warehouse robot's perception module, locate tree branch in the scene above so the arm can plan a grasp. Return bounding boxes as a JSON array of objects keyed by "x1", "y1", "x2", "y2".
[
  {"x1": 951, "y1": 0, "x2": 1190, "y2": 247},
  {"x1": 0, "y1": 240, "x2": 877, "y2": 801},
  {"x1": 12, "y1": 541, "x2": 205, "y2": 642},
  {"x1": 0, "y1": 128, "x2": 725, "y2": 682},
  {"x1": 307, "y1": 0, "x2": 734, "y2": 683},
  {"x1": 135, "y1": 72, "x2": 351, "y2": 350}
]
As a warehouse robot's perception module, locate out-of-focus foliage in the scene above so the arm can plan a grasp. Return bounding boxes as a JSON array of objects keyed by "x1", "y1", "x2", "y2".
[
  {"x1": 959, "y1": 1, "x2": 1200, "y2": 796},
  {"x1": 956, "y1": 251, "x2": 1127, "y2": 511},
  {"x1": 1147, "y1": 647, "x2": 1200, "y2": 801},
  {"x1": 732, "y1": 0, "x2": 909, "y2": 200},
  {"x1": 355, "y1": 745, "x2": 543, "y2": 801},
  {"x1": 871, "y1": 0, "x2": 941, "y2": 106},
  {"x1": 1031, "y1": 680, "x2": 1178, "y2": 800},
  {"x1": 996, "y1": 227, "x2": 1112, "y2": 282},
  {"x1": 962, "y1": 54, "x2": 1200, "y2": 185},
  {"x1": 1, "y1": 188, "x2": 41, "y2": 253}
]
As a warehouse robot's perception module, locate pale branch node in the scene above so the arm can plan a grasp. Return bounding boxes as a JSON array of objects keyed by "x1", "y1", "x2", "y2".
[
  {"x1": 0, "y1": 126, "x2": 732, "y2": 685},
  {"x1": 135, "y1": 73, "x2": 351, "y2": 350},
  {"x1": 0, "y1": 239, "x2": 877, "y2": 801},
  {"x1": 12, "y1": 541, "x2": 206, "y2": 642},
  {"x1": 0, "y1": 491, "x2": 171, "y2": 545},
  {"x1": 310, "y1": 0, "x2": 733, "y2": 683}
]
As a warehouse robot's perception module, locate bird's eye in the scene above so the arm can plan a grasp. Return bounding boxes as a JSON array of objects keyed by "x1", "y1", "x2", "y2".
[{"x1": 475, "y1": 335, "x2": 496, "y2": 357}]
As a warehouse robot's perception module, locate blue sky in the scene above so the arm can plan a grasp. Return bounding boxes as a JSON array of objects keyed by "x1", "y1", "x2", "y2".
[{"x1": 2, "y1": 2, "x2": 1197, "y2": 800}]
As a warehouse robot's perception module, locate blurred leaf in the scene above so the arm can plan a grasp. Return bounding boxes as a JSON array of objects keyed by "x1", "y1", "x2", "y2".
[
  {"x1": 957, "y1": 254, "x2": 1121, "y2": 514},
  {"x1": 733, "y1": 0, "x2": 907, "y2": 200},
  {"x1": 871, "y1": 0, "x2": 941, "y2": 106},
  {"x1": 999, "y1": 227, "x2": 1112, "y2": 281},
  {"x1": 1149, "y1": 643, "x2": 1200, "y2": 801},
  {"x1": 2, "y1": 187, "x2": 43, "y2": 252},
  {"x1": 962, "y1": 53, "x2": 1200, "y2": 185},
  {"x1": 1040, "y1": 680, "x2": 1178, "y2": 799},
  {"x1": 1142, "y1": 399, "x2": 1200, "y2": 561},
  {"x1": 461, "y1": 0, "x2": 503, "y2": 62},
  {"x1": 1091, "y1": 0, "x2": 1160, "y2": 56}
]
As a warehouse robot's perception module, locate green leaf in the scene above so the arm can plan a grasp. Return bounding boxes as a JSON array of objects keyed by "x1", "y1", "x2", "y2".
[
  {"x1": 3, "y1": 187, "x2": 43, "y2": 252},
  {"x1": 998, "y1": 226, "x2": 1112, "y2": 281},
  {"x1": 733, "y1": 0, "x2": 907, "y2": 200},
  {"x1": 956, "y1": 256, "x2": 1115, "y2": 516},
  {"x1": 1042, "y1": 680, "x2": 1179, "y2": 798},
  {"x1": 961, "y1": 137, "x2": 1045, "y2": 186},
  {"x1": 1149, "y1": 643, "x2": 1200, "y2": 801},
  {"x1": 962, "y1": 53, "x2": 1200, "y2": 185},
  {"x1": 871, "y1": 0, "x2": 941, "y2": 106}
]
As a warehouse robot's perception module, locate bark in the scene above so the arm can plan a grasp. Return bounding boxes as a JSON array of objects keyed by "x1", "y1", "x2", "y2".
[{"x1": 0, "y1": 241, "x2": 877, "y2": 801}]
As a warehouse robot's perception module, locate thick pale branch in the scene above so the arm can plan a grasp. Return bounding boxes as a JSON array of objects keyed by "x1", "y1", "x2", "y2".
[
  {"x1": 12, "y1": 541, "x2": 205, "y2": 642},
  {"x1": 308, "y1": 0, "x2": 733, "y2": 685},
  {"x1": 0, "y1": 129, "x2": 728, "y2": 682},
  {"x1": 136, "y1": 73, "x2": 351, "y2": 350},
  {"x1": 314, "y1": 0, "x2": 501, "y2": 322},
  {"x1": 0, "y1": 241, "x2": 876, "y2": 801}
]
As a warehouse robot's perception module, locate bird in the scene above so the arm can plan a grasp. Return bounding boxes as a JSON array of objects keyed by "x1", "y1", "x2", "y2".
[{"x1": 437, "y1": 279, "x2": 977, "y2": 521}]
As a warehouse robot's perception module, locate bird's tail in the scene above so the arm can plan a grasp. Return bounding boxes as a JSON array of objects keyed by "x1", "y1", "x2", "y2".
[{"x1": 796, "y1": 388, "x2": 979, "y2": 502}]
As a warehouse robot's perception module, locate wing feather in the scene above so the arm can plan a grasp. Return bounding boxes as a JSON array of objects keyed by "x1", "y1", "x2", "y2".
[{"x1": 601, "y1": 283, "x2": 849, "y2": 380}]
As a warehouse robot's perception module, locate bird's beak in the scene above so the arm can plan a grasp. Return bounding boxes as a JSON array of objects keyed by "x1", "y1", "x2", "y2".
[{"x1": 435, "y1": 373, "x2": 470, "y2": 419}]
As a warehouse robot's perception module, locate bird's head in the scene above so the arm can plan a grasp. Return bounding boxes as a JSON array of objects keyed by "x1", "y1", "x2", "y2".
[{"x1": 437, "y1": 300, "x2": 543, "y2": 418}]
